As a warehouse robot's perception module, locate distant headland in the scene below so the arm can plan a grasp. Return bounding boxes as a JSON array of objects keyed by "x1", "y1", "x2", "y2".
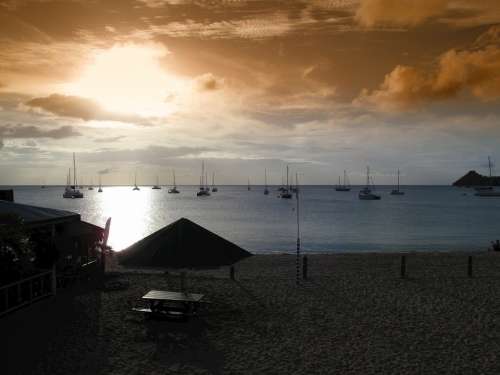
[{"x1": 453, "y1": 171, "x2": 500, "y2": 187}]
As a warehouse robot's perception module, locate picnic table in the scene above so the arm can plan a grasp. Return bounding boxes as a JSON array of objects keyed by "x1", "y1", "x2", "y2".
[{"x1": 133, "y1": 290, "x2": 206, "y2": 319}]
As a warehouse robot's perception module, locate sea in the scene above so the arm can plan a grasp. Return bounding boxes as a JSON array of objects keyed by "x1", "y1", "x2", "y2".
[{"x1": 6, "y1": 185, "x2": 500, "y2": 253}]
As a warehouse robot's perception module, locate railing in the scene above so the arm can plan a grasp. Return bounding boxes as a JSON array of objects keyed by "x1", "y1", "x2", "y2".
[
  {"x1": 57, "y1": 259, "x2": 101, "y2": 288},
  {"x1": 0, "y1": 269, "x2": 55, "y2": 317}
]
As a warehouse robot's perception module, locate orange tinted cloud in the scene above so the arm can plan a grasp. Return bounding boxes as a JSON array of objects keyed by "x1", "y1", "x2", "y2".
[
  {"x1": 195, "y1": 73, "x2": 224, "y2": 91},
  {"x1": 25, "y1": 94, "x2": 150, "y2": 124},
  {"x1": 357, "y1": 26, "x2": 500, "y2": 110},
  {"x1": 356, "y1": 0, "x2": 448, "y2": 27}
]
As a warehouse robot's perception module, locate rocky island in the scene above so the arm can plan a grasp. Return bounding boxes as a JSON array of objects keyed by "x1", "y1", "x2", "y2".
[{"x1": 453, "y1": 170, "x2": 500, "y2": 187}]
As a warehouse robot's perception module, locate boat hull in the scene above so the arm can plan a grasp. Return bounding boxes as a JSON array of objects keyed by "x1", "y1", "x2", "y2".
[
  {"x1": 359, "y1": 193, "x2": 381, "y2": 200},
  {"x1": 391, "y1": 190, "x2": 405, "y2": 195}
]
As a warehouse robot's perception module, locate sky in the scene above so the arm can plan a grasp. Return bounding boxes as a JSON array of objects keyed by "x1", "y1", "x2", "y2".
[{"x1": 1, "y1": 0, "x2": 500, "y2": 186}]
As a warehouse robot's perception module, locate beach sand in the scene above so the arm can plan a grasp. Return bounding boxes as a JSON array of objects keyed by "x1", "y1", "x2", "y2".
[{"x1": 3, "y1": 252, "x2": 500, "y2": 374}]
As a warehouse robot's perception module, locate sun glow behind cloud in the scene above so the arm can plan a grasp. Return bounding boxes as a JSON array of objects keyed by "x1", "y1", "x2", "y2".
[{"x1": 63, "y1": 43, "x2": 185, "y2": 117}]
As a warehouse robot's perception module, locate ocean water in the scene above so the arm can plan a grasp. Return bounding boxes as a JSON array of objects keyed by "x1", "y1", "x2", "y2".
[{"x1": 6, "y1": 185, "x2": 500, "y2": 253}]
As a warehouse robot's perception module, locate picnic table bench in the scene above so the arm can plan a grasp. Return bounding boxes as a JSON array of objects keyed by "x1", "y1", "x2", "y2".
[{"x1": 133, "y1": 290, "x2": 207, "y2": 320}]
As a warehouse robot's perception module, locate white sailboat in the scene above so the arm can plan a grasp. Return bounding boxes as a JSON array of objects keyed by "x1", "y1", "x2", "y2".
[
  {"x1": 63, "y1": 153, "x2": 83, "y2": 198},
  {"x1": 133, "y1": 170, "x2": 140, "y2": 191},
  {"x1": 168, "y1": 170, "x2": 180, "y2": 194},
  {"x1": 359, "y1": 166, "x2": 381, "y2": 200},
  {"x1": 211, "y1": 172, "x2": 218, "y2": 192},
  {"x1": 391, "y1": 169, "x2": 405, "y2": 195},
  {"x1": 152, "y1": 175, "x2": 161, "y2": 189},
  {"x1": 197, "y1": 161, "x2": 210, "y2": 196},
  {"x1": 335, "y1": 170, "x2": 351, "y2": 191},
  {"x1": 279, "y1": 166, "x2": 292, "y2": 199},
  {"x1": 264, "y1": 169, "x2": 269, "y2": 195}
]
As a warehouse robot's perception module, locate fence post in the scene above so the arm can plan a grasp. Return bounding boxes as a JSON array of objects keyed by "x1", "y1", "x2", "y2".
[
  {"x1": 468, "y1": 255, "x2": 473, "y2": 278},
  {"x1": 230, "y1": 266, "x2": 235, "y2": 280},
  {"x1": 302, "y1": 255, "x2": 308, "y2": 280},
  {"x1": 401, "y1": 255, "x2": 406, "y2": 279},
  {"x1": 52, "y1": 266, "x2": 57, "y2": 296}
]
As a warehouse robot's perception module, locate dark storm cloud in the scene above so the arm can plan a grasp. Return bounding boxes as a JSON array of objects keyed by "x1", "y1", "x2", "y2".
[{"x1": 0, "y1": 123, "x2": 81, "y2": 139}]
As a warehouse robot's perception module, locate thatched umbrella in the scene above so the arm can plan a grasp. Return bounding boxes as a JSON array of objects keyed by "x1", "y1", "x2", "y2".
[{"x1": 118, "y1": 217, "x2": 252, "y2": 290}]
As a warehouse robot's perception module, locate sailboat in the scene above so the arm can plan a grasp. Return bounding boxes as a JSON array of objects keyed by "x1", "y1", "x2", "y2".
[
  {"x1": 63, "y1": 153, "x2": 84, "y2": 198},
  {"x1": 277, "y1": 174, "x2": 286, "y2": 192},
  {"x1": 359, "y1": 166, "x2": 381, "y2": 200},
  {"x1": 475, "y1": 156, "x2": 494, "y2": 192},
  {"x1": 88, "y1": 177, "x2": 94, "y2": 190},
  {"x1": 211, "y1": 172, "x2": 218, "y2": 192},
  {"x1": 98, "y1": 175, "x2": 103, "y2": 192},
  {"x1": 168, "y1": 170, "x2": 180, "y2": 194},
  {"x1": 152, "y1": 175, "x2": 161, "y2": 189},
  {"x1": 63, "y1": 169, "x2": 73, "y2": 198},
  {"x1": 264, "y1": 169, "x2": 269, "y2": 195},
  {"x1": 335, "y1": 170, "x2": 351, "y2": 191},
  {"x1": 133, "y1": 171, "x2": 140, "y2": 191},
  {"x1": 247, "y1": 178, "x2": 251, "y2": 191},
  {"x1": 279, "y1": 166, "x2": 292, "y2": 199},
  {"x1": 391, "y1": 169, "x2": 405, "y2": 195},
  {"x1": 197, "y1": 161, "x2": 210, "y2": 196},
  {"x1": 475, "y1": 157, "x2": 500, "y2": 196}
]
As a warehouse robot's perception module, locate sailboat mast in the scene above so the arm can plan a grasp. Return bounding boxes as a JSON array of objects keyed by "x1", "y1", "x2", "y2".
[
  {"x1": 295, "y1": 172, "x2": 300, "y2": 285},
  {"x1": 265, "y1": 168, "x2": 268, "y2": 188},
  {"x1": 73, "y1": 153, "x2": 77, "y2": 190},
  {"x1": 173, "y1": 170, "x2": 176, "y2": 188},
  {"x1": 397, "y1": 169, "x2": 400, "y2": 190},
  {"x1": 286, "y1": 165, "x2": 289, "y2": 187},
  {"x1": 366, "y1": 166, "x2": 370, "y2": 188},
  {"x1": 488, "y1": 156, "x2": 492, "y2": 177}
]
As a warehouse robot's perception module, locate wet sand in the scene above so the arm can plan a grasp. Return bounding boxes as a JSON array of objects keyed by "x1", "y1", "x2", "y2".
[{"x1": 3, "y1": 252, "x2": 500, "y2": 374}]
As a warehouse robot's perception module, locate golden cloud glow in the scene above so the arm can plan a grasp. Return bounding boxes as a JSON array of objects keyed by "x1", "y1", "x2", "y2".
[{"x1": 63, "y1": 43, "x2": 185, "y2": 117}]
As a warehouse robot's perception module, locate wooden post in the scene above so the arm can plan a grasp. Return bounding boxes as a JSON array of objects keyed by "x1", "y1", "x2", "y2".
[
  {"x1": 468, "y1": 255, "x2": 473, "y2": 278},
  {"x1": 28, "y1": 280, "x2": 33, "y2": 304},
  {"x1": 180, "y1": 271, "x2": 186, "y2": 293},
  {"x1": 401, "y1": 255, "x2": 406, "y2": 279},
  {"x1": 4, "y1": 289, "x2": 8, "y2": 312},
  {"x1": 230, "y1": 266, "x2": 235, "y2": 280},
  {"x1": 52, "y1": 266, "x2": 57, "y2": 296},
  {"x1": 302, "y1": 255, "x2": 308, "y2": 280}
]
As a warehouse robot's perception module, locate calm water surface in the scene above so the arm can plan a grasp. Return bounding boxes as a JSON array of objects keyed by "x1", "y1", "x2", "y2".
[{"x1": 7, "y1": 185, "x2": 500, "y2": 253}]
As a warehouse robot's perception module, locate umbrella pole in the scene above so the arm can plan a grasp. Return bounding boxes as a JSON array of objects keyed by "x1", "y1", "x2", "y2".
[{"x1": 180, "y1": 271, "x2": 186, "y2": 294}]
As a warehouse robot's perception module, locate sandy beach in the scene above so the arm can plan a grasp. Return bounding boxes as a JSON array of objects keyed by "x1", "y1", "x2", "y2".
[{"x1": 3, "y1": 252, "x2": 500, "y2": 375}]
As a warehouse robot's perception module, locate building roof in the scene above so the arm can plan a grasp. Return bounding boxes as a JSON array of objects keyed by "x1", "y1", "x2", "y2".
[
  {"x1": 0, "y1": 200, "x2": 80, "y2": 227},
  {"x1": 119, "y1": 217, "x2": 252, "y2": 269}
]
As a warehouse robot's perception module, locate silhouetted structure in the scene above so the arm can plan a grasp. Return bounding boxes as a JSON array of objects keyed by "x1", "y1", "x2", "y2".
[
  {"x1": 0, "y1": 190, "x2": 14, "y2": 202},
  {"x1": 0, "y1": 201, "x2": 103, "y2": 276},
  {"x1": 119, "y1": 217, "x2": 252, "y2": 269}
]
